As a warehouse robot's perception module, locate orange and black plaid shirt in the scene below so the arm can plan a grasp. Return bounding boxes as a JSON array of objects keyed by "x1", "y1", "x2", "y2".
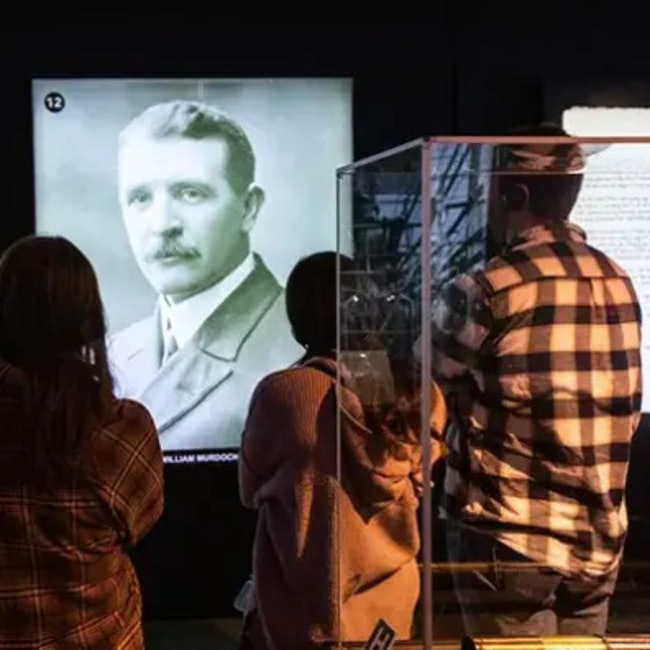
[
  {"x1": 432, "y1": 222, "x2": 642, "y2": 578},
  {"x1": 0, "y1": 362, "x2": 164, "y2": 649}
]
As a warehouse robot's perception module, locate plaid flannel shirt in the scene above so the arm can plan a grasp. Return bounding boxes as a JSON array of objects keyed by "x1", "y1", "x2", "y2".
[
  {"x1": 432, "y1": 222, "x2": 642, "y2": 578},
  {"x1": 0, "y1": 362, "x2": 164, "y2": 649}
]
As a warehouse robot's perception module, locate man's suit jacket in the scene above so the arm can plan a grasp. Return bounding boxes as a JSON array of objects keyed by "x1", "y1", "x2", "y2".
[{"x1": 108, "y1": 255, "x2": 303, "y2": 451}]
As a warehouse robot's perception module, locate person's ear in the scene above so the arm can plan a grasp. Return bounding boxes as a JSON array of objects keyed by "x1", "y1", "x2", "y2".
[
  {"x1": 241, "y1": 186, "x2": 265, "y2": 233},
  {"x1": 501, "y1": 183, "x2": 529, "y2": 212}
]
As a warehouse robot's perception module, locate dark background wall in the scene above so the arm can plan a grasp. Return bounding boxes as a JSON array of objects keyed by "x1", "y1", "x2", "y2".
[{"x1": 2, "y1": 12, "x2": 649, "y2": 621}]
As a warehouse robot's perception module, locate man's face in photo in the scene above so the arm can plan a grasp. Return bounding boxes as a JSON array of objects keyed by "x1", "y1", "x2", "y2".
[{"x1": 118, "y1": 136, "x2": 258, "y2": 302}]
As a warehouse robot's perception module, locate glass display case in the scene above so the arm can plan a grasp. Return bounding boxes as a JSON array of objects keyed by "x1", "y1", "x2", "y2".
[{"x1": 332, "y1": 136, "x2": 650, "y2": 649}]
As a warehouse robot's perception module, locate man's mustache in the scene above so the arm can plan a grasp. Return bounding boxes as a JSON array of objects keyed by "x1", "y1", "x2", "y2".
[{"x1": 143, "y1": 240, "x2": 200, "y2": 262}]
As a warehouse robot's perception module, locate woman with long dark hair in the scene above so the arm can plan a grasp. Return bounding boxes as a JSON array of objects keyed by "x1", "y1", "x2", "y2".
[
  {"x1": 238, "y1": 251, "x2": 447, "y2": 649},
  {"x1": 0, "y1": 235, "x2": 164, "y2": 648}
]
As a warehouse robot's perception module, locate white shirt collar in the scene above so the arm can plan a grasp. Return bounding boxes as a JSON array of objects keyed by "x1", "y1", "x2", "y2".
[{"x1": 159, "y1": 253, "x2": 256, "y2": 349}]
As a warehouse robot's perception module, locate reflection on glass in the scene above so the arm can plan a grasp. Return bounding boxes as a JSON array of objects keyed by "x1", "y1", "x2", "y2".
[{"x1": 335, "y1": 135, "x2": 650, "y2": 648}]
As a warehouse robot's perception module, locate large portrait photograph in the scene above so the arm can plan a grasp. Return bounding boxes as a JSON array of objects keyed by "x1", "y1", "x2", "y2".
[{"x1": 32, "y1": 78, "x2": 353, "y2": 458}]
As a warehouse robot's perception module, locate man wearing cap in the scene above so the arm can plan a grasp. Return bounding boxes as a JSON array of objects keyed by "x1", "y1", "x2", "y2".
[{"x1": 429, "y1": 124, "x2": 642, "y2": 635}]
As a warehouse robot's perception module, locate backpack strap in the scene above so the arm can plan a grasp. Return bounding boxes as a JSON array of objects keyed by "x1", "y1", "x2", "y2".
[{"x1": 301, "y1": 356, "x2": 338, "y2": 380}]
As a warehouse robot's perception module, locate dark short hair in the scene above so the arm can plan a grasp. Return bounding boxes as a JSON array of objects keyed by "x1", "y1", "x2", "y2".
[
  {"x1": 119, "y1": 100, "x2": 256, "y2": 194},
  {"x1": 285, "y1": 251, "x2": 359, "y2": 354},
  {"x1": 493, "y1": 123, "x2": 585, "y2": 220}
]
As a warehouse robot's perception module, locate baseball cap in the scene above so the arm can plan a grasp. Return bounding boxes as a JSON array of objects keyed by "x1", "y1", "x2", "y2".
[{"x1": 493, "y1": 123, "x2": 586, "y2": 174}]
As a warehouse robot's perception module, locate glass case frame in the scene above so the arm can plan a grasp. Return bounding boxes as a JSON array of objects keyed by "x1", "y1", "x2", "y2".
[{"x1": 332, "y1": 135, "x2": 650, "y2": 649}]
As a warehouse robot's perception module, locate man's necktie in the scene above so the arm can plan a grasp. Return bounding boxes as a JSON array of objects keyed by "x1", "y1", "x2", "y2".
[{"x1": 162, "y1": 318, "x2": 178, "y2": 364}]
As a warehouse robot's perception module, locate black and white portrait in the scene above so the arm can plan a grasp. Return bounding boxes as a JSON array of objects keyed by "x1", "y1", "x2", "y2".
[{"x1": 32, "y1": 78, "x2": 353, "y2": 454}]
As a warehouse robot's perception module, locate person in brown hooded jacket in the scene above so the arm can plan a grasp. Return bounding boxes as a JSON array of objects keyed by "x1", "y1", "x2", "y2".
[{"x1": 237, "y1": 251, "x2": 447, "y2": 649}]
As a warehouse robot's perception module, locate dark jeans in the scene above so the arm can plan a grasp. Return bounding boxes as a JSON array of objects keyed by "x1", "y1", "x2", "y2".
[{"x1": 446, "y1": 519, "x2": 620, "y2": 636}]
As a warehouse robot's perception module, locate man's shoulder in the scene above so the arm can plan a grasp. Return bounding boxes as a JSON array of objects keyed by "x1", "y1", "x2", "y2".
[
  {"x1": 236, "y1": 285, "x2": 301, "y2": 355},
  {"x1": 490, "y1": 237, "x2": 632, "y2": 282},
  {"x1": 108, "y1": 314, "x2": 154, "y2": 358},
  {"x1": 232, "y1": 255, "x2": 288, "y2": 328},
  {"x1": 110, "y1": 315, "x2": 153, "y2": 342}
]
